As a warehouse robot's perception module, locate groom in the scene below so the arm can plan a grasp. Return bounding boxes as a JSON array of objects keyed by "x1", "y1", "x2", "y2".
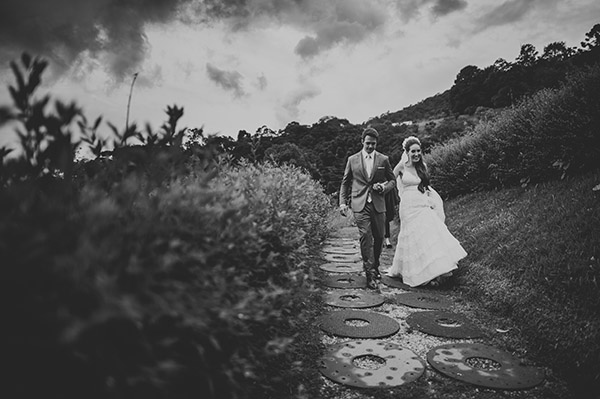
[{"x1": 339, "y1": 127, "x2": 396, "y2": 289}]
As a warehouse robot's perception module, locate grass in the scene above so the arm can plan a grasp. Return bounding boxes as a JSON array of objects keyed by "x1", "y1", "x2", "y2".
[{"x1": 446, "y1": 169, "x2": 600, "y2": 398}]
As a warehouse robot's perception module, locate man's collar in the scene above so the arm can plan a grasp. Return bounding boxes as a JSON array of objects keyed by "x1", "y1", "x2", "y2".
[{"x1": 362, "y1": 150, "x2": 374, "y2": 158}]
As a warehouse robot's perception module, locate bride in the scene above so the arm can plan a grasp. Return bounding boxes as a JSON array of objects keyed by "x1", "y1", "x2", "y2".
[{"x1": 385, "y1": 136, "x2": 467, "y2": 287}]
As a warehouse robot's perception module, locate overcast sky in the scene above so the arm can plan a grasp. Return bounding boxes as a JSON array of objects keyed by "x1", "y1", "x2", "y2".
[{"x1": 0, "y1": 0, "x2": 599, "y2": 145}]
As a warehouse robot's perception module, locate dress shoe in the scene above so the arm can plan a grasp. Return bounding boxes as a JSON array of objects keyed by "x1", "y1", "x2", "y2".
[
  {"x1": 384, "y1": 238, "x2": 392, "y2": 248},
  {"x1": 373, "y1": 269, "x2": 381, "y2": 280},
  {"x1": 366, "y1": 277, "x2": 379, "y2": 290}
]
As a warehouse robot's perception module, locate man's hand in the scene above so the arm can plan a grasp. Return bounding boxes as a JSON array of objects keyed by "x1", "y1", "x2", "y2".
[
  {"x1": 339, "y1": 204, "x2": 349, "y2": 217},
  {"x1": 373, "y1": 182, "x2": 385, "y2": 194}
]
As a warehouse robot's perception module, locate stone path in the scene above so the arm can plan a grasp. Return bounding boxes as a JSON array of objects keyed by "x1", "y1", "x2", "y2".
[{"x1": 315, "y1": 221, "x2": 572, "y2": 399}]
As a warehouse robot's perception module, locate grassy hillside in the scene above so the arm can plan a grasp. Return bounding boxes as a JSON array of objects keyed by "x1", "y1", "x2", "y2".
[
  {"x1": 445, "y1": 170, "x2": 600, "y2": 398},
  {"x1": 427, "y1": 65, "x2": 600, "y2": 198}
]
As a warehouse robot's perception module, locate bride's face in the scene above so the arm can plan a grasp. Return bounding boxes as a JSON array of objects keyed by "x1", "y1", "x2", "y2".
[{"x1": 408, "y1": 144, "x2": 421, "y2": 163}]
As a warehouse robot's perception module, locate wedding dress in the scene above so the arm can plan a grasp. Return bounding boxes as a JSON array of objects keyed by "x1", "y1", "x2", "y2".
[{"x1": 386, "y1": 166, "x2": 467, "y2": 287}]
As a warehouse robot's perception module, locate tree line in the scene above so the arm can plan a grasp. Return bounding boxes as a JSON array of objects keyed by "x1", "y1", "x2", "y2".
[{"x1": 196, "y1": 23, "x2": 600, "y2": 195}]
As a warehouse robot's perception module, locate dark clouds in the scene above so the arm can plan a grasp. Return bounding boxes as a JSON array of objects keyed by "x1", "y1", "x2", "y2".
[
  {"x1": 473, "y1": 0, "x2": 557, "y2": 32},
  {"x1": 0, "y1": 0, "x2": 470, "y2": 83},
  {"x1": 0, "y1": 0, "x2": 189, "y2": 82},
  {"x1": 395, "y1": 0, "x2": 468, "y2": 21},
  {"x1": 294, "y1": 1, "x2": 388, "y2": 58},
  {"x1": 432, "y1": 0, "x2": 468, "y2": 16},
  {"x1": 206, "y1": 63, "x2": 245, "y2": 97}
]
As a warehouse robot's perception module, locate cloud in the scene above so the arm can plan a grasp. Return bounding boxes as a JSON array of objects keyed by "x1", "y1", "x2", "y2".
[
  {"x1": 395, "y1": 0, "x2": 468, "y2": 21},
  {"x1": 294, "y1": 0, "x2": 388, "y2": 58},
  {"x1": 190, "y1": 0, "x2": 390, "y2": 59},
  {"x1": 0, "y1": 0, "x2": 188, "y2": 82},
  {"x1": 0, "y1": 0, "x2": 391, "y2": 81},
  {"x1": 431, "y1": 0, "x2": 468, "y2": 17},
  {"x1": 473, "y1": 0, "x2": 553, "y2": 32},
  {"x1": 279, "y1": 85, "x2": 321, "y2": 123},
  {"x1": 256, "y1": 74, "x2": 267, "y2": 90},
  {"x1": 206, "y1": 63, "x2": 245, "y2": 97}
]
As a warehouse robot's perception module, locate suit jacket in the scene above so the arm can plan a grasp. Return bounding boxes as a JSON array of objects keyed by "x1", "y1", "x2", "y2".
[{"x1": 339, "y1": 150, "x2": 396, "y2": 213}]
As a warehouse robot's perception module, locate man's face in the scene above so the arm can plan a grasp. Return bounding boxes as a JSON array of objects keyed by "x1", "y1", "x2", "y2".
[{"x1": 362, "y1": 135, "x2": 377, "y2": 154}]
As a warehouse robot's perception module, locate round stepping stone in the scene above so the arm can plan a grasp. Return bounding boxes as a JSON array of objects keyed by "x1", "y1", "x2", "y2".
[
  {"x1": 320, "y1": 340, "x2": 425, "y2": 388},
  {"x1": 321, "y1": 246, "x2": 359, "y2": 255},
  {"x1": 325, "y1": 290, "x2": 385, "y2": 308},
  {"x1": 427, "y1": 343, "x2": 545, "y2": 389},
  {"x1": 324, "y1": 253, "x2": 362, "y2": 263},
  {"x1": 380, "y1": 275, "x2": 417, "y2": 291},
  {"x1": 393, "y1": 292, "x2": 452, "y2": 310},
  {"x1": 324, "y1": 238, "x2": 357, "y2": 246},
  {"x1": 319, "y1": 262, "x2": 363, "y2": 273},
  {"x1": 406, "y1": 311, "x2": 484, "y2": 339},
  {"x1": 319, "y1": 309, "x2": 399, "y2": 338},
  {"x1": 324, "y1": 274, "x2": 366, "y2": 289}
]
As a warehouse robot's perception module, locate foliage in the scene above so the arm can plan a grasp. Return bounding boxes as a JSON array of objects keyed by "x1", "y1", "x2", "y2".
[
  {"x1": 449, "y1": 23, "x2": 600, "y2": 115},
  {"x1": 446, "y1": 170, "x2": 600, "y2": 398},
  {"x1": 427, "y1": 65, "x2": 600, "y2": 197},
  {"x1": 1, "y1": 53, "x2": 332, "y2": 399},
  {"x1": 0, "y1": 53, "x2": 82, "y2": 182}
]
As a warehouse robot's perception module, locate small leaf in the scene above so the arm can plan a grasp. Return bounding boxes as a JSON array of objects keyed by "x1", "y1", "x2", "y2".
[
  {"x1": 93, "y1": 115, "x2": 103, "y2": 130},
  {"x1": 21, "y1": 52, "x2": 32, "y2": 69}
]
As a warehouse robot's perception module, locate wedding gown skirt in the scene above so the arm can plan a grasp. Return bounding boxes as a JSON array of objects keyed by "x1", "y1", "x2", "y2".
[{"x1": 387, "y1": 187, "x2": 467, "y2": 287}]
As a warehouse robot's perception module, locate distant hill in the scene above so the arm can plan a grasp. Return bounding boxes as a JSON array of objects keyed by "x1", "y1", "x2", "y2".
[{"x1": 366, "y1": 90, "x2": 451, "y2": 125}]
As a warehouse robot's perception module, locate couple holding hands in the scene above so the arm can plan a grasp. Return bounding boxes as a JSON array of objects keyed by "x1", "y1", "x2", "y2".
[{"x1": 339, "y1": 127, "x2": 467, "y2": 289}]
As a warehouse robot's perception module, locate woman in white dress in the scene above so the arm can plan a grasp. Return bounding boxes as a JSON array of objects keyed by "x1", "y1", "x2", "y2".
[{"x1": 385, "y1": 136, "x2": 467, "y2": 287}]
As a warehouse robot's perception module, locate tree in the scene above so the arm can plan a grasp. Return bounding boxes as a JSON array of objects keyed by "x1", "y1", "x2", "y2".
[
  {"x1": 542, "y1": 41, "x2": 574, "y2": 61},
  {"x1": 516, "y1": 44, "x2": 539, "y2": 67},
  {"x1": 580, "y1": 23, "x2": 600, "y2": 50},
  {"x1": 449, "y1": 65, "x2": 488, "y2": 114},
  {"x1": 493, "y1": 58, "x2": 512, "y2": 72}
]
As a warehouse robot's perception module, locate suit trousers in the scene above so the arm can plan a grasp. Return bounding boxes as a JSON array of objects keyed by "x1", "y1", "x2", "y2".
[{"x1": 354, "y1": 201, "x2": 385, "y2": 275}]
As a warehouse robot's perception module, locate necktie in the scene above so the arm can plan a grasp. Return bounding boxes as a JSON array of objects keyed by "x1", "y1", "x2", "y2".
[{"x1": 366, "y1": 154, "x2": 373, "y2": 203}]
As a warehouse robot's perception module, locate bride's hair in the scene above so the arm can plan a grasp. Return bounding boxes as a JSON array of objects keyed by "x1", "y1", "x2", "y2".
[{"x1": 402, "y1": 136, "x2": 430, "y2": 193}]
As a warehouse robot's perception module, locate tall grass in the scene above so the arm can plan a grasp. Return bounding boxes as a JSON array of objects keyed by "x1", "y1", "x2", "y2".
[
  {"x1": 427, "y1": 65, "x2": 600, "y2": 197},
  {"x1": 446, "y1": 170, "x2": 600, "y2": 398}
]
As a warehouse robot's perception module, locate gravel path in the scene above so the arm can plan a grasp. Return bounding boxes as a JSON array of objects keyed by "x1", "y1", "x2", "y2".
[{"x1": 316, "y1": 220, "x2": 572, "y2": 399}]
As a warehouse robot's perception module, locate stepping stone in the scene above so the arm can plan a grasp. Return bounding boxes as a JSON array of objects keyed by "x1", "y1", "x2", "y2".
[
  {"x1": 320, "y1": 340, "x2": 425, "y2": 388},
  {"x1": 324, "y1": 238, "x2": 357, "y2": 247},
  {"x1": 321, "y1": 245, "x2": 359, "y2": 255},
  {"x1": 427, "y1": 343, "x2": 545, "y2": 390},
  {"x1": 319, "y1": 309, "x2": 399, "y2": 338},
  {"x1": 393, "y1": 292, "x2": 452, "y2": 310},
  {"x1": 325, "y1": 290, "x2": 385, "y2": 308},
  {"x1": 406, "y1": 310, "x2": 484, "y2": 339},
  {"x1": 324, "y1": 274, "x2": 366, "y2": 289},
  {"x1": 324, "y1": 253, "x2": 362, "y2": 263},
  {"x1": 319, "y1": 262, "x2": 363, "y2": 273}
]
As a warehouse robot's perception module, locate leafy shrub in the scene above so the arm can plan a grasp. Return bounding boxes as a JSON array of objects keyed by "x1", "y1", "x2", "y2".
[
  {"x1": 427, "y1": 65, "x2": 600, "y2": 198},
  {"x1": 1, "y1": 53, "x2": 331, "y2": 399},
  {"x1": 3, "y1": 154, "x2": 330, "y2": 399}
]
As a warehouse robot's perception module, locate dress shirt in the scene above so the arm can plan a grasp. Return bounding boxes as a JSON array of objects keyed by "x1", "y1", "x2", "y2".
[{"x1": 363, "y1": 150, "x2": 374, "y2": 177}]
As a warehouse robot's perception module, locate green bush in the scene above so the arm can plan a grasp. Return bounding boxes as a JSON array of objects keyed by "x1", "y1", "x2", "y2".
[
  {"x1": 1, "y1": 53, "x2": 331, "y2": 399},
  {"x1": 428, "y1": 65, "x2": 600, "y2": 198},
  {"x1": 2, "y1": 158, "x2": 330, "y2": 398}
]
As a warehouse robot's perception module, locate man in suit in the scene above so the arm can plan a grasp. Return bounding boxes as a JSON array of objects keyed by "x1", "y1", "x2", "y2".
[{"x1": 339, "y1": 127, "x2": 396, "y2": 289}]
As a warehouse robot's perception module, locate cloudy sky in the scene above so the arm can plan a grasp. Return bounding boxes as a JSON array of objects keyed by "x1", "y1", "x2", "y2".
[{"x1": 0, "y1": 0, "x2": 598, "y2": 144}]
